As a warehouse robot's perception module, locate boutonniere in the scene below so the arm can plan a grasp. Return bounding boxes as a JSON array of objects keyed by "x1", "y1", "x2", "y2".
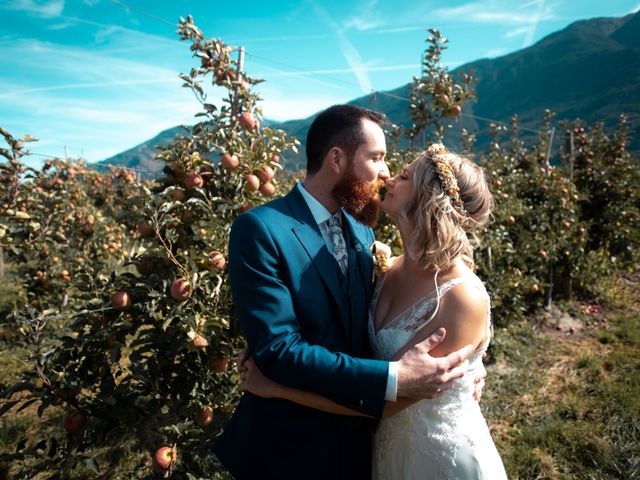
[{"x1": 371, "y1": 240, "x2": 395, "y2": 273}]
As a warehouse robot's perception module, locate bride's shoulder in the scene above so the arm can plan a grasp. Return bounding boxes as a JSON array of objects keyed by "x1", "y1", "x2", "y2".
[{"x1": 441, "y1": 270, "x2": 489, "y2": 310}]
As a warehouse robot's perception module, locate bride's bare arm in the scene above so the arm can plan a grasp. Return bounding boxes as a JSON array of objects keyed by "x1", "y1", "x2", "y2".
[
  {"x1": 239, "y1": 359, "x2": 368, "y2": 416},
  {"x1": 239, "y1": 359, "x2": 419, "y2": 418}
]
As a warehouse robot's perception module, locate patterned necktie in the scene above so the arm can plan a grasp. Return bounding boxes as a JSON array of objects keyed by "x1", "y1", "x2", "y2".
[{"x1": 327, "y1": 215, "x2": 348, "y2": 274}]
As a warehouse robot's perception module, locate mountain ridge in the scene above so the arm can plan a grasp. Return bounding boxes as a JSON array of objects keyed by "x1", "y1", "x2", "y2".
[{"x1": 97, "y1": 12, "x2": 640, "y2": 173}]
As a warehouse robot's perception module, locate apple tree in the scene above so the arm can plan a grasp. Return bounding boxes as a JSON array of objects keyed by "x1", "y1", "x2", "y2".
[{"x1": 1, "y1": 15, "x2": 297, "y2": 479}]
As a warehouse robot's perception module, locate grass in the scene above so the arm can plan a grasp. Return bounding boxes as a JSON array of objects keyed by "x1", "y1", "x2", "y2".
[
  {"x1": 484, "y1": 274, "x2": 640, "y2": 479},
  {"x1": 1, "y1": 274, "x2": 638, "y2": 478}
]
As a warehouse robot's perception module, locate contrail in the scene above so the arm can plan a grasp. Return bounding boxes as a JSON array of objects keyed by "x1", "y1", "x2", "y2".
[{"x1": 305, "y1": 0, "x2": 373, "y2": 93}]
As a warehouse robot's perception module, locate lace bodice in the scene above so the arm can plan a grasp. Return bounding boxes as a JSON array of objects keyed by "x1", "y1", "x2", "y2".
[
  {"x1": 369, "y1": 273, "x2": 491, "y2": 362},
  {"x1": 370, "y1": 272, "x2": 499, "y2": 479}
]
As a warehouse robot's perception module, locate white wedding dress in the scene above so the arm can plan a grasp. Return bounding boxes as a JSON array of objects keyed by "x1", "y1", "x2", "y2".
[{"x1": 369, "y1": 274, "x2": 508, "y2": 480}]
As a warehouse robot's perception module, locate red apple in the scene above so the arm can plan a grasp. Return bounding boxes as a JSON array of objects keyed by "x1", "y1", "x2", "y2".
[
  {"x1": 259, "y1": 182, "x2": 275, "y2": 197},
  {"x1": 239, "y1": 111, "x2": 257, "y2": 130},
  {"x1": 111, "y1": 291, "x2": 130, "y2": 310},
  {"x1": 153, "y1": 446, "x2": 177, "y2": 473},
  {"x1": 443, "y1": 105, "x2": 462, "y2": 118},
  {"x1": 201, "y1": 57, "x2": 215, "y2": 69},
  {"x1": 187, "y1": 333, "x2": 208, "y2": 351},
  {"x1": 182, "y1": 210, "x2": 196, "y2": 225},
  {"x1": 170, "y1": 278, "x2": 191, "y2": 301},
  {"x1": 256, "y1": 165, "x2": 274, "y2": 183},
  {"x1": 63, "y1": 411, "x2": 87, "y2": 434},
  {"x1": 193, "y1": 334, "x2": 208, "y2": 348},
  {"x1": 271, "y1": 154, "x2": 280, "y2": 163},
  {"x1": 185, "y1": 174, "x2": 204, "y2": 190},
  {"x1": 208, "y1": 356, "x2": 229, "y2": 373},
  {"x1": 168, "y1": 188, "x2": 187, "y2": 202},
  {"x1": 215, "y1": 69, "x2": 236, "y2": 83},
  {"x1": 209, "y1": 251, "x2": 226, "y2": 271},
  {"x1": 220, "y1": 153, "x2": 239, "y2": 170},
  {"x1": 245, "y1": 174, "x2": 260, "y2": 191},
  {"x1": 195, "y1": 405, "x2": 214, "y2": 426},
  {"x1": 137, "y1": 223, "x2": 155, "y2": 238}
]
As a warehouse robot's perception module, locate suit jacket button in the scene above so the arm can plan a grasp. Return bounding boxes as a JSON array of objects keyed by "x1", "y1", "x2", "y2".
[{"x1": 359, "y1": 400, "x2": 363, "y2": 406}]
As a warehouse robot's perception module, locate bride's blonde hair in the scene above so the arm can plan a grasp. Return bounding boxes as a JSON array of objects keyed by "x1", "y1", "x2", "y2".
[{"x1": 398, "y1": 149, "x2": 492, "y2": 272}]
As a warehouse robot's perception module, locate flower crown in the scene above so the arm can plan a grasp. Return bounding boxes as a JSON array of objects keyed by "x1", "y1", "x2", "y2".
[{"x1": 426, "y1": 143, "x2": 467, "y2": 215}]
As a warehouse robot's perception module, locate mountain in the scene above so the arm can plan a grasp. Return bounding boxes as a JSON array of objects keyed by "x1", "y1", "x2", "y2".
[
  {"x1": 97, "y1": 126, "x2": 187, "y2": 178},
  {"x1": 96, "y1": 11, "x2": 640, "y2": 173}
]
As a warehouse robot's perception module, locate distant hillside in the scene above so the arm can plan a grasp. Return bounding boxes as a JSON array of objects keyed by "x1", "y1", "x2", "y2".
[
  {"x1": 95, "y1": 126, "x2": 187, "y2": 178},
  {"x1": 96, "y1": 11, "x2": 640, "y2": 173}
]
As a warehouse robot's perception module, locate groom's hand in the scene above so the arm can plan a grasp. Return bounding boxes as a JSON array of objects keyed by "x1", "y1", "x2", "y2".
[{"x1": 396, "y1": 328, "x2": 474, "y2": 399}]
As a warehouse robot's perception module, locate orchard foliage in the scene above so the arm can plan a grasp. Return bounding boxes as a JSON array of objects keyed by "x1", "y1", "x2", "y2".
[
  {"x1": 408, "y1": 29, "x2": 476, "y2": 146},
  {"x1": 1, "y1": 15, "x2": 297, "y2": 479},
  {"x1": 377, "y1": 31, "x2": 639, "y2": 327},
  {"x1": 0, "y1": 128, "x2": 137, "y2": 318},
  {"x1": 471, "y1": 113, "x2": 639, "y2": 325}
]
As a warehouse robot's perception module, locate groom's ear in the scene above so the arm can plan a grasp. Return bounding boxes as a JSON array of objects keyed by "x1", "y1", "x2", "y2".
[{"x1": 327, "y1": 147, "x2": 347, "y2": 174}]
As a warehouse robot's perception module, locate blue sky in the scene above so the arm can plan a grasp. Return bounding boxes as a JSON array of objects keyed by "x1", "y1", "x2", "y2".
[{"x1": 2, "y1": 0, "x2": 639, "y2": 167}]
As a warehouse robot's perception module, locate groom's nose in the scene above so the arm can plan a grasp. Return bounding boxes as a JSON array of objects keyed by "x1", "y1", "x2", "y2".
[{"x1": 378, "y1": 162, "x2": 390, "y2": 180}]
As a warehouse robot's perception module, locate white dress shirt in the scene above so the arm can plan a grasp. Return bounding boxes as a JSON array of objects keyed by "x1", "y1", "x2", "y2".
[{"x1": 296, "y1": 183, "x2": 398, "y2": 401}]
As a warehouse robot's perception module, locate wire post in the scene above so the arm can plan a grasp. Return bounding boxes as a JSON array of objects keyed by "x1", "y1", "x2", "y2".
[
  {"x1": 231, "y1": 46, "x2": 246, "y2": 123},
  {"x1": 545, "y1": 127, "x2": 555, "y2": 175},
  {"x1": 569, "y1": 130, "x2": 575, "y2": 187},
  {"x1": 237, "y1": 46, "x2": 245, "y2": 74}
]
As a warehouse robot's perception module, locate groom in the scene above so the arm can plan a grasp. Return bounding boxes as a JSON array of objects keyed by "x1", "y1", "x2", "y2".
[{"x1": 214, "y1": 105, "x2": 475, "y2": 479}]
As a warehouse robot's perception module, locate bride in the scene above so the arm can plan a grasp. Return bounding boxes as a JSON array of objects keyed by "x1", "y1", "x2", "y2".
[{"x1": 238, "y1": 143, "x2": 507, "y2": 479}]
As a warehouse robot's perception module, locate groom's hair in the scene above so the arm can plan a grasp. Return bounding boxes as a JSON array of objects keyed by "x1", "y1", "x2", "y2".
[{"x1": 305, "y1": 105, "x2": 386, "y2": 175}]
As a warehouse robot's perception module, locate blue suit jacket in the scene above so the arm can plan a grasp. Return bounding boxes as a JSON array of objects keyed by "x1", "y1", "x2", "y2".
[{"x1": 214, "y1": 186, "x2": 389, "y2": 479}]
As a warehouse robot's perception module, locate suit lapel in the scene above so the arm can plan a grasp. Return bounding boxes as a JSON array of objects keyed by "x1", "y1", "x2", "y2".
[
  {"x1": 285, "y1": 188, "x2": 350, "y2": 332},
  {"x1": 342, "y1": 211, "x2": 374, "y2": 296}
]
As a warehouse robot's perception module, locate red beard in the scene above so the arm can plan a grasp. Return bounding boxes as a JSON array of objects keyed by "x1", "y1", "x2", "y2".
[{"x1": 332, "y1": 168, "x2": 382, "y2": 227}]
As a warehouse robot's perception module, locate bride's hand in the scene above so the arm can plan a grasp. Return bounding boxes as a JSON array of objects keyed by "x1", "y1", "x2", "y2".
[
  {"x1": 236, "y1": 347, "x2": 250, "y2": 375},
  {"x1": 239, "y1": 359, "x2": 281, "y2": 399}
]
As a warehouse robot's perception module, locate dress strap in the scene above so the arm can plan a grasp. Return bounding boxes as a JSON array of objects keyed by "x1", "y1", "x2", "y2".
[{"x1": 413, "y1": 275, "x2": 480, "y2": 334}]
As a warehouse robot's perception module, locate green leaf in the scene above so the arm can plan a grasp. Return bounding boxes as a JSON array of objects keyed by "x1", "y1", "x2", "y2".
[{"x1": 162, "y1": 316, "x2": 174, "y2": 331}]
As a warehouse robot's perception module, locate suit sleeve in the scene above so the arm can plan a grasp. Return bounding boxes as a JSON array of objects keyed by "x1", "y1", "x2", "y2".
[{"x1": 228, "y1": 211, "x2": 389, "y2": 418}]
